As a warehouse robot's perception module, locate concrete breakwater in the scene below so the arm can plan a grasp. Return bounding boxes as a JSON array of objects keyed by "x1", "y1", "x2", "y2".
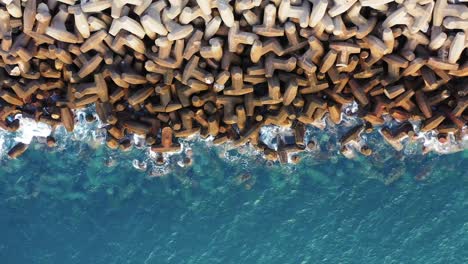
[{"x1": 0, "y1": 0, "x2": 466, "y2": 161}]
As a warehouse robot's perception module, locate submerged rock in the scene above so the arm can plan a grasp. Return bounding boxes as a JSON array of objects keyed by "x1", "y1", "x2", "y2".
[{"x1": 7, "y1": 143, "x2": 29, "y2": 159}]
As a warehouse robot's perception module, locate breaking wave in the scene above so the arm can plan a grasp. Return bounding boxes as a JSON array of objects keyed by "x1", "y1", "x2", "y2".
[{"x1": 0, "y1": 105, "x2": 466, "y2": 177}]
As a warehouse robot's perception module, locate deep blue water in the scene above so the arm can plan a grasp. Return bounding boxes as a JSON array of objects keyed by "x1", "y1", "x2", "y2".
[{"x1": 0, "y1": 140, "x2": 467, "y2": 264}]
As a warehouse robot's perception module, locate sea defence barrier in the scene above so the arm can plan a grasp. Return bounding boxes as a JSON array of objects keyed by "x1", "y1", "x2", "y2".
[{"x1": 0, "y1": 0, "x2": 466, "y2": 161}]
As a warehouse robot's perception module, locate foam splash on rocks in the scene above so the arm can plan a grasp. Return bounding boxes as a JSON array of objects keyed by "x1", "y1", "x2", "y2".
[
  {"x1": 420, "y1": 128, "x2": 467, "y2": 154},
  {"x1": 14, "y1": 114, "x2": 52, "y2": 144},
  {"x1": 71, "y1": 110, "x2": 107, "y2": 144},
  {"x1": 0, "y1": 104, "x2": 466, "y2": 177},
  {"x1": 260, "y1": 125, "x2": 295, "y2": 151}
]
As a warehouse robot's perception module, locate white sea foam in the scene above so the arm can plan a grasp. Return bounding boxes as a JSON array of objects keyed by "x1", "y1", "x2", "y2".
[
  {"x1": 14, "y1": 114, "x2": 52, "y2": 144},
  {"x1": 419, "y1": 128, "x2": 467, "y2": 154},
  {"x1": 133, "y1": 134, "x2": 147, "y2": 149},
  {"x1": 0, "y1": 104, "x2": 465, "y2": 171},
  {"x1": 259, "y1": 125, "x2": 295, "y2": 150},
  {"x1": 132, "y1": 159, "x2": 147, "y2": 171},
  {"x1": 0, "y1": 131, "x2": 5, "y2": 157}
]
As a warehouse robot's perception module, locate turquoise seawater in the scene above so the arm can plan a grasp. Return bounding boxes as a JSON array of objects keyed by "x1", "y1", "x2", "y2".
[{"x1": 0, "y1": 132, "x2": 467, "y2": 264}]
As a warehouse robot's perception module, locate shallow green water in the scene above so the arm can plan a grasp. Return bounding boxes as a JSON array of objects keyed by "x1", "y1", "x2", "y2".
[{"x1": 0, "y1": 135, "x2": 467, "y2": 263}]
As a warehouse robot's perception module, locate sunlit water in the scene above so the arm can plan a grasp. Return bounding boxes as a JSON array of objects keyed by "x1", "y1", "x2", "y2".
[{"x1": 0, "y1": 109, "x2": 467, "y2": 264}]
